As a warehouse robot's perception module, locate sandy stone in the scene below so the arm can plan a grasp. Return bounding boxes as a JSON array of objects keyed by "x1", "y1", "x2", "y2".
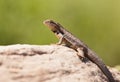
[{"x1": 0, "y1": 44, "x2": 119, "y2": 82}]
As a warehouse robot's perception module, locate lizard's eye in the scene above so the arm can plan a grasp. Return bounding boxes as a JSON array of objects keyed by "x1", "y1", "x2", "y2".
[
  {"x1": 53, "y1": 30, "x2": 56, "y2": 33},
  {"x1": 53, "y1": 30, "x2": 59, "y2": 34}
]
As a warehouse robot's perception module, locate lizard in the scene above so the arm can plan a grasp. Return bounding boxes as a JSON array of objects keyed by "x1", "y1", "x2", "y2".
[{"x1": 43, "y1": 19, "x2": 115, "y2": 82}]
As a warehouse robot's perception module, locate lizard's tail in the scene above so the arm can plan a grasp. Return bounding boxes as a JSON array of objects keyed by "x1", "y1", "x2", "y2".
[{"x1": 87, "y1": 49, "x2": 115, "y2": 82}]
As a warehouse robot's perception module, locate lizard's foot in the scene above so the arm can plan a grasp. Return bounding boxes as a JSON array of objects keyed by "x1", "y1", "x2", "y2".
[
  {"x1": 56, "y1": 43, "x2": 66, "y2": 46},
  {"x1": 77, "y1": 53, "x2": 86, "y2": 62},
  {"x1": 78, "y1": 56, "x2": 88, "y2": 62}
]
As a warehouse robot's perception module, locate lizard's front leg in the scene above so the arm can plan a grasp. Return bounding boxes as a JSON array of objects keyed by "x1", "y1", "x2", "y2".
[{"x1": 57, "y1": 35, "x2": 64, "y2": 45}]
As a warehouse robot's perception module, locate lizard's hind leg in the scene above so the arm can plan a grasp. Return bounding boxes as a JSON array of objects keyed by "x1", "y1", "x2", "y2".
[{"x1": 77, "y1": 48, "x2": 88, "y2": 62}]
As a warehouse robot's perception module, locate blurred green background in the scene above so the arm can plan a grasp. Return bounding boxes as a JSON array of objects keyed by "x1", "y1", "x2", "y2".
[{"x1": 0, "y1": 0, "x2": 120, "y2": 66}]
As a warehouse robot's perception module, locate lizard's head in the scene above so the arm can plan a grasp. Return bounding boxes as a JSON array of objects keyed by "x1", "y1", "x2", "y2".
[
  {"x1": 43, "y1": 19, "x2": 64, "y2": 39},
  {"x1": 43, "y1": 19, "x2": 64, "y2": 35}
]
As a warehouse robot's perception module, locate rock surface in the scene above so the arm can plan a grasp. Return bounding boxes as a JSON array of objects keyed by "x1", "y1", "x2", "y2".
[{"x1": 0, "y1": 44, "x2": 119, "y2": 82}]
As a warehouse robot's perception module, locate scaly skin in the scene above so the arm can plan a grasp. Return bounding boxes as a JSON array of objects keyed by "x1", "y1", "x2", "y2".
[{"x1": 43, "y1": 19, "x2": 115, "y2": 82}]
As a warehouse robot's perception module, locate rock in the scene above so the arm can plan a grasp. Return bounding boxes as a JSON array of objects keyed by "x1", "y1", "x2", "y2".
[{"x1": 0, "y1": 44, "x2": 119, "y2": 82}]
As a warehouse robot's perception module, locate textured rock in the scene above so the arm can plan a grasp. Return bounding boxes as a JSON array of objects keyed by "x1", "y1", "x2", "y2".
[{"x1": 0, "y1": 44, "x2": 119, "y2": 82}]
